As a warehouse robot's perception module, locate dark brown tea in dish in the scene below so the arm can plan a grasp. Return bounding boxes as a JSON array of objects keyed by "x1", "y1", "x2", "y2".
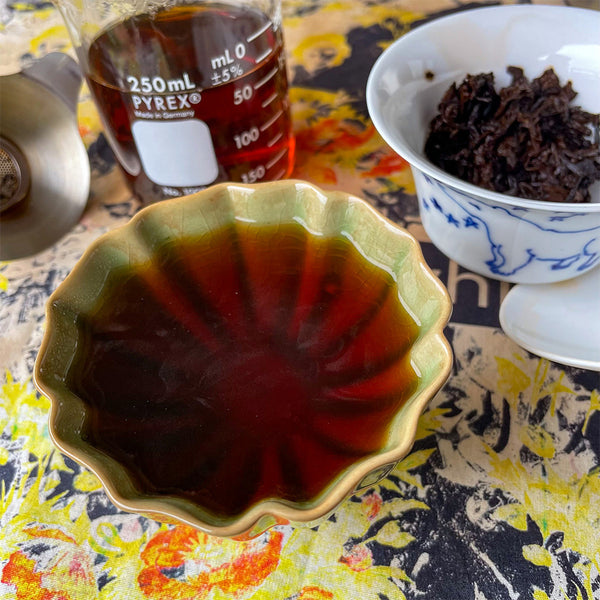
[{"x1": 69, "y1": 221, "x2": 420, "y2": 519}]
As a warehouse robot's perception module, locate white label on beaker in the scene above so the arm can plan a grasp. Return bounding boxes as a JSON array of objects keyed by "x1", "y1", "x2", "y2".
[{"x1": 132, "y1": 119, "x2": 219, "y2": 187}]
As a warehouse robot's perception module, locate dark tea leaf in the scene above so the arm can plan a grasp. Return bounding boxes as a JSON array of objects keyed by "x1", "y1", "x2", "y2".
[{"x1": 424, "y1": 67, "x2": 600, "y2": 203}]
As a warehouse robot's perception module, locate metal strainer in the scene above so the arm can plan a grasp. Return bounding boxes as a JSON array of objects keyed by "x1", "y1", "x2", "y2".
[
  {"x1": 0, "y1": 54, "x2": 90, "y2": 261},
  {"x1": 0, "y1": 137, "x2": 31, "y2": 213}
]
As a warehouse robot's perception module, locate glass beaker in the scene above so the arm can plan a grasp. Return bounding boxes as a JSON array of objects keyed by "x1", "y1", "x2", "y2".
[{"x1": 56, "y1": 0, "x2": 295, "y2": 204}]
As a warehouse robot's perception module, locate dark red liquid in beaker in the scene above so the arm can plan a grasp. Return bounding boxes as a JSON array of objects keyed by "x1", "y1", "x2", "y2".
[{"x1": 86, "y1": 3, "x2": 295, "y2": 203}]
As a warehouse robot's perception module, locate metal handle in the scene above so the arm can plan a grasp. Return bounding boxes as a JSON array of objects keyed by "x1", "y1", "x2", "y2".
[{"x1": 21, "y1": 52, "x2": 82, "y2": 114}]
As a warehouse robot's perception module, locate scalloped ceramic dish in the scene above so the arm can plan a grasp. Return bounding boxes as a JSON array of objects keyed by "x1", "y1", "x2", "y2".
[{"x1": 35, "y1": 180, "x2": 452, "y2": 539}]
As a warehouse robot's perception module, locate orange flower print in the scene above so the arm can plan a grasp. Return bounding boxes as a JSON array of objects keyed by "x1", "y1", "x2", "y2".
[
  {"x1": 293, "y1": 118, "x2": 377, "y2": 183},
  {"x1": 363, "y1": 152, "x2": 410, "y2": 178},
  {"x1": 2, "y1": 552, "x2": 55, "y2": 600},
  {"x1": 1, "y1": 526, "x2": 96, "y2": 600},
  {"x1": 339, "y1": 542, "x2": 373, "y2": 572},
  {"x1": 138, "y1": 525, "x2": 284, "y2": 599},
  {"x1": 296, "y1": 585, "x2": 335, "y2": 600},
  {"x1": 295, "y1": 118, "x2": 375, "y2": 156}
]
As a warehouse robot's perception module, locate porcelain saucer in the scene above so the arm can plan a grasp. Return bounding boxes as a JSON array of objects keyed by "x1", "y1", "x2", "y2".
[{"x1": 499, "y1": 266, "x2": 600, "y2": 371}]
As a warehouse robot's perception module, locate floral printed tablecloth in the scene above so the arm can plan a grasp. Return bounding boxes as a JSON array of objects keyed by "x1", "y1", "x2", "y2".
[{"x1": 1, "y1": 1, "x2": 600, "y2": 599}]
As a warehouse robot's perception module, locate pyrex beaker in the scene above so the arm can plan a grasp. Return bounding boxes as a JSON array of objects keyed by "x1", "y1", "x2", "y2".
[{"x1": 56, "y1": 0, "x2": 295, "y2": 204}]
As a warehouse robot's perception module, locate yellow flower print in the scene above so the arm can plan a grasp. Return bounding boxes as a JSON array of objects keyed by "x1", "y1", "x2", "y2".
[
  {"x1": 582, "y1": 389, "x2": 599, "y2": 435},
  {"x1": 77, "y1": 88, "x2": 104, "y2": 149},
  {"x1": 522, "y1": 544, "x2": 553, "y2": 567},
  {"x1": 489, "y1": 453, "x2": 600, "y2": 566},
  {"x1": 28, "y1": 24, "x2": 71, "y2": 56},
  {"x1": 293, "y1": 34, "x2": 351, "y2": 74},
  {"x1": 73, "y1": 469, "x2": 102, "y2": 493},
  {"x1": 1, "y1": 371, "x2": 51, "y2": 456},
  {"x1": 264, "y1": 487, "x2": 417, "y2": 599},
  {"x1": 495, "y1": 356, "x2": 531, "y2": 402},
  {"x1": 0, "y1": 264, "x2": 7, "y2": 291}
]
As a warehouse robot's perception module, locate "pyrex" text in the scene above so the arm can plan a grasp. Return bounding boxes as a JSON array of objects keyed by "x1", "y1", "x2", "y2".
[{"x1": 131, "y1": 93, "x2": 201, "y2": 111}]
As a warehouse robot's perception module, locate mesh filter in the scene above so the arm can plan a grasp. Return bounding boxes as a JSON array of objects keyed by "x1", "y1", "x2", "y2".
[
  {"x1": 0, "y1": 147, "x2": 18, "y2": 178},
  {"x1": 0, "y1": 137, "x2": 30, "y2": 212}
]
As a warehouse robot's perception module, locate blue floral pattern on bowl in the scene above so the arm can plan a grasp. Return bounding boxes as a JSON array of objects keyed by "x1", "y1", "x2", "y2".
[{"x1": 414, "y1": 171, "x2": 600, "y2": 284}]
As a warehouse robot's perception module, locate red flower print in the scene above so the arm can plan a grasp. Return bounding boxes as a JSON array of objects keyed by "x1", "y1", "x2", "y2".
[
  {"x1": 339, "y1": 542, "x2": 373, "y2": 572},
  {"x1": 361, "y1": 490, "x2": 383, "y2": 520},
  {"x1": 1, "y1": 526, "x2": 96, "y2": 600}
]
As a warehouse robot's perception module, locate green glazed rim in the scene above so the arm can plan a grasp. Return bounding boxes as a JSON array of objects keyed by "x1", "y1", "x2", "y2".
[{"x1": 34, "y1": 180, "x2": 452, "y2": 538}]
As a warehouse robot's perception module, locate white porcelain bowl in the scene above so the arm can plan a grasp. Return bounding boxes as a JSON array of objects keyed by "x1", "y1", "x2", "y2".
[{"x1": 366, "y1": 5, "x2": 600, "y2": 284}]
